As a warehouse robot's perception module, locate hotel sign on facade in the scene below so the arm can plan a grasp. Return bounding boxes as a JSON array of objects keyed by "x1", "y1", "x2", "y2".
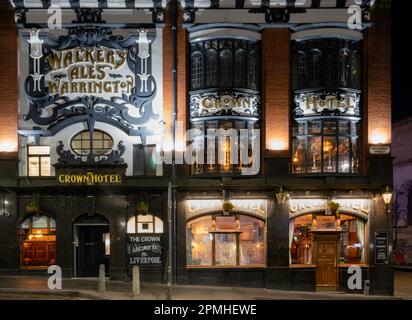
[{"x1": 289, "y1": 198, "x2": 370, "y2": 218}]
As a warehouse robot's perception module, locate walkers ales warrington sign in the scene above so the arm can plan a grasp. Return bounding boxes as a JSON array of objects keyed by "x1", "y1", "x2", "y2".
[
  {"x1": 127, "y1": 234, "x2": 163, "y2": 266},
  {"x1": 46, "y1": 48, "x2": 134, "y2": 98}
]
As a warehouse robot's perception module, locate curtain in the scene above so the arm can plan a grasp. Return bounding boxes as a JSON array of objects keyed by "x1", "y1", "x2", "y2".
[
  {"x1": 357, "y1": 219, "x2": 365, "y2": 263},
  {"x1": 289, "y1": 221, "x2": 295, "y2": 264}
]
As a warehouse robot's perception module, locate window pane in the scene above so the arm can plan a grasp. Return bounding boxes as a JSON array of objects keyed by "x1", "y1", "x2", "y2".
[
  {"x1": 339, "y1": 121, "x2": 350, "y2": 135},
  {"x1": 32, "y1": 216, "x2": 49, "y2": 229},
  {"x1": 352, "y1": 137, "x2": 360, "y2": 173},
  {"x1": 28, "y1": 157, "x2": 40, "y2": 176},
  {"x1": 292, "y1": 139, "x2": 306, "y2": 174},
  {"x1": 154, "y1": 217, "x2": 164, "y2": 233},
  {"x1": 21, "y1": 218, "x2": 30, "y2": 229},
  {"x1": 40, "y1": 156, "x2": 51, "y2": 176},
  {"x1": 308, "y1": 137, "x2": 321, "y2": 173},
  {"x1": 220, "y1": 49, "x2": 233, "y2": 87},
  {"x1": 310, "y1": 51, "x2": 321, "y2": 85},
  {"x1": 138, "y1": 222, "x2": 154, "y2": 233},
  {"x1": 291, "y1": 215, "x2": 313, "y2": 265},
  {"x1": 309, "y1": 121, "x2": 321, "y2": 135},
  {"x1": 340, "y1": 217, "x2": 365, "y2": 264},
  {"x1": 28, "y1": 146, "x2": 50, "y2": 155},
  {"x1": 71, "y1": 130, "x2": 113, "y2": 157},
  {"x1": 215, "y1": 233, "x2": 237, "y2": 265},
  {"x1": 234, "y1": 49, "x2": 246, "y2": 88},
  {"x1": 187, "y1": 216, "x2": 212, "y2": 266},
  {"x1": 191, "y1": 52, "x2": 204, "y2": 90},
  {"x1": 338, "y1": 137, "x2": 351, "y2": 173},
  {"x1": 205, "y1": 49, "x2": 218, "y2": 87},
  {"x1": 127, "y1": 217, "x2": 136, "y2": 233},
  {"x1": 94, "y1": 140, "x2": 103, "y2": 149},
  {"x1": 323, "y1": 121, "x2": 337, "y2": 134},
  {"x1": 247, "y1": 52, "x2": 258, "y2": 90},
  {"x1": 239, "y1": 216, "x2": 265, "y2": 265},
  {"x1": 323, "y1": 137, "x2": 337, "y2": 172},
  {"x1": 137, "y1": 214, "x2": 154, "y2": 223}
]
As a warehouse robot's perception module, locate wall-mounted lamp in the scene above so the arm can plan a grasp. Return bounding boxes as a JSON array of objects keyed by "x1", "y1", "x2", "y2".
[
  {"x1": 382, "y1": 186, "x2": 393, "y2": 206},
  {"x1": 276, "y1": 186, "x2": 288, "y2": 204}
]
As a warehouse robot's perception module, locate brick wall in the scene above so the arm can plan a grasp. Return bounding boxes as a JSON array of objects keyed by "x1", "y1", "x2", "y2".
[
  {"x1": 367, "y1": 8, "x2": 392, "y2": 145},
  {"x1": 262, "y1": 29, "x2": 290, "y2": 153},
  {"x1": 0, "y1": 2, "x2": 18, "y2": 156},
  {"x1": 162, "y1": 13, "x2": 187, "y2": 150}
]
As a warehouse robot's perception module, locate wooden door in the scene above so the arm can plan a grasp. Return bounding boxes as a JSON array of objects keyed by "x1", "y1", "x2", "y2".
[
  {"x1": 316, "y1": 240, "x2": 337, "y2": 288},
  {"x1": 77, "y1": 226, "x2": 109, "y2": 277}
]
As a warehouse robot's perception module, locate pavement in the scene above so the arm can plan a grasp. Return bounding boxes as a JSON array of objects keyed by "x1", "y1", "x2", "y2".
[{"x1": 0, "y1": 272, "x2": 409, "y2": 300}]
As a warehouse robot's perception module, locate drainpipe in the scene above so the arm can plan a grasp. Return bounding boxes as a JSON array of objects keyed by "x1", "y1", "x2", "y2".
[{"x1": 171, "y1": 0, "x2": 178, "y2": 287}]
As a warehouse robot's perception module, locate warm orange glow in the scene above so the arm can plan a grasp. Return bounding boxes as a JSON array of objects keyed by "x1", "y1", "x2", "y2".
[
  {"x1": 267, "y1": 138, "x2": 288, "y2": 151},
  {"x1": 0, "y1": 140, "x2": 17, "y2": 152},
  {"x1": 370, "y1": 130, "x2": 390, "y2": 145}
]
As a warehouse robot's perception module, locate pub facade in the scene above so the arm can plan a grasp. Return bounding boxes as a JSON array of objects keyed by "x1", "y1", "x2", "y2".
[{"x1": 0, "y1": 0, "x2": 393, "y2": 295}]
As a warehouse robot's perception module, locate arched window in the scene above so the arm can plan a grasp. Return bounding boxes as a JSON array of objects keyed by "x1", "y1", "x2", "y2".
[
  {"x1": 21, "y1": 215, "x2": 56, "y2": 268},
  {"x1": 247, "y1": 51, "x2": 258, "y2": 90},
  {"x1": 234, "y1": 49, "x2": 247, "y2": 88},
  {"x1": 310, "y1": 50, "x2": 322, "y2": 86},
  {"x1": 290, "y1": 213, "x2": 366, "y2": 265},
  {"x1": 205, "y1": 49, "x2": 218, "y2": 87},
  {"x1": 339, "y1": 49, "x2": 351, "y2": 87},
  {"x1": 325, "y1": 52, "x2": 335, "y2": 85},
  {"x1": 351, "y1": 50, "x2": 361, "y2": 89},
  {"x1": 191, "y1": 51, "x2": 204, "y2": 90},
  {"x1": 71, "y1": 130, "x2": 114, "y2": 161},
  {"x1": 186, "y1": 213, "x2": 266, "y2": 267},
  {"x1": 219, "y1": 49, "x2": 233, "y2": 87},
  {"x1": 297, "y1": 51, "x2": 306, "y2": 87},
  {"x1": 127, "y1": 214, "x2": 164, "y2": 234}
]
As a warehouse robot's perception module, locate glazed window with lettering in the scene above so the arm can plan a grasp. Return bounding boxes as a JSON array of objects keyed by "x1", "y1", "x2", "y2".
[
  {"x1": 292, "y1": 120, "x2": 360, "y2": 174},
  {"x1": 290, "y1": 214, "x2": 366, "y2": 265},
  {"x1": 186, "y1": 214, "x2": 265, "y2": 267}
]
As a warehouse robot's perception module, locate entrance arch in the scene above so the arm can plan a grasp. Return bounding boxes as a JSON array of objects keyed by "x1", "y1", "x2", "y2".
[{"x1": 74, "y1": 214, "x2": 110, "y2": 277}]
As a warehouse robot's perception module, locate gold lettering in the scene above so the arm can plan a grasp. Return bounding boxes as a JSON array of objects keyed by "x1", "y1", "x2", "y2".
[
  {"x1": 115, "y1": 51, "x2": 126, "y2": 69},
  {"x1": 48, "y1": 80, "x2": 60, "y2": 94},
  {"x1": 96, "y1": 65, "x2": 106, "y2": 80},
  {"x1": 47, "y1": 52, "x2": 62, "y2": 70},
  {"x1": 103, "y1": 82, "x2": 112, "y2": 93},
  {"x1": 61, "y1": 82, "x2": 69, "y2": 95},
  {"x1": 63, "y1": 52, "x2": 73, "y2": 69}
]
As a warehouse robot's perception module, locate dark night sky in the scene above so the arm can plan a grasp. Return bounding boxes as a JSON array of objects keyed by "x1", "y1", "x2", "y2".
[{"x1": 392, "y1": 1, "x2": 412, "y2": 123}]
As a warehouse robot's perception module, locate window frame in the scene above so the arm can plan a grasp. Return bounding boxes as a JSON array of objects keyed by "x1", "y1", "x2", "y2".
[
  {"x1": 70, "y1": 129, "x2": 114, "y2": 161},
  {"x1": 190, "y1": 119, "x2": 258, "y2": 176},
  {"x1": 27, "y1": 145, "x2": 51, "y2": 177},
  {"x1": 186, "y1": 213, "x2": 266, "y2": 268},
  {"x1": 292, "y1": 119, "x2": 361, "y2": 175}
]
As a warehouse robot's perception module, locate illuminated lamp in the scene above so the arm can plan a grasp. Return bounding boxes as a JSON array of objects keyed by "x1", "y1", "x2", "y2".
[
  {"x1": 370, "y1": 131, "x2": 389, "y2": 145},
  {"x1": 382, "y1": 186, "x2": 393, "y2": 206},
  {"x1": 268, "y1": 138, "x2": 288, "y2": 151},
  {"x1": 276, "y1": 186, "x2": 289, "y2": 204},
  {"x1": 0, "y1": 140, "x2": 17, "y2": 152}
]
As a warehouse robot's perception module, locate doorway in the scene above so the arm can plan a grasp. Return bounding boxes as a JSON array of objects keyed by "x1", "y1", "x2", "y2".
[
  {"x1": 74, "y1": 214, "x2": 110, "y2": 277},
  {"x1": 314, "y1": 233, "x2": 339, "y2": 289}
]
